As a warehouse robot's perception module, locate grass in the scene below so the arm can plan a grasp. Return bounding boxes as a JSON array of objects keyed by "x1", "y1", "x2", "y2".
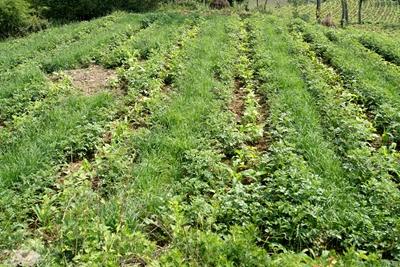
[
  {"x1": 251, "y1": 14, "x2": 361, "y2": 252},
  {"x1": 0, "y1": 12, "x2": 137, "y2": 71},
  {"x1": 0, "y1": 7, "x2": 400, "y2": 266},
  {"x1": 307, "y1": 22, "x2": 400, "y2": 145}
]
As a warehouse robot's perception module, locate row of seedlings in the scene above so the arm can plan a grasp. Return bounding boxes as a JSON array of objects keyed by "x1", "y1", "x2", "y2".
[
  {"x1": 0, "y1": 13, "x2": 170, "y2": 259},
  {"x1": 154, "y1": 15, "x2": 273, "y2": 265},
  {"x1": 0, "y1": 78, "x2": 117, "y2": 251},
  {"x1": 156, "y1": 15, "x2": 274, "y2": 265},
  {"x1": 287, "y1": 18, "x2": 400, "y2": 260},
  {"x1": 0, "y1": 12, "x2": 126, "y2": 71},
  {"x1": 248, "y1": 14, "x2": 394, "y2": 263},
  {"x1": 0, "y1": 14, "x2": 159, "y2": 127},
  {"x1": 99, "y1": 12, "x2": 195, "y2": 68},
  {"x1": 17, "y1": 16, "x2": 205, "y2": 265},
  {"x1": 357, "y1": 30, "x2": 400, "y2": 66},
  {"x1": 291, "y1": 20, "x2": 400, "y2": 148},
  {"x1": 36, "y1": 14, "x2": 152, "y2": 73}
]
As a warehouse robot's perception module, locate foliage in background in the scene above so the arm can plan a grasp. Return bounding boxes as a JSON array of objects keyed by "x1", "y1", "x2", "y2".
[
  {"x1": 0, "y1": 0, "x2": 47, "y2": 38},
  {"x1": 30, "y1": 0, "x2": 161, "y2": 20}
]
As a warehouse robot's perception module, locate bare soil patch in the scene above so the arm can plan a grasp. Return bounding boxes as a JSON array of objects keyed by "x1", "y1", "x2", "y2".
[
  {"x1": 63, "y1": 65, "x2": 117, "y2": 95},
  {"x1": 230, "y1": 79, "x2": 245, "y2": 122},
  {"x1": 9, "y1": 250, "x2": 41, "y2": 267}
]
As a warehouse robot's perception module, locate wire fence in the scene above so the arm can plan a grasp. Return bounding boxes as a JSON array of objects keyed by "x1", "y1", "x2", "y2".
[{"x1": 296, "y1": 0, "x2": 400, "y2": 25}]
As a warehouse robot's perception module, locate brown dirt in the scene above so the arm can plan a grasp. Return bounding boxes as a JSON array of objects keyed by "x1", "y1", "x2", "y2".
[
  {"x1": 210, "y1": 0, "x2": 230, "y2": 9},
  {"x1": 9, "y1": 250, "x2": 41, "y2": 267},
  {"x1": 370, "y1": 134, "x2": 382, "y2": 149},
  {"x1": 162, "y1": 84, "x2": 173, "y2": 94},
  {"x1": 63, "y1": 65, "x2": 117, "y2": 95},
  {"x1": 120, "y1": 256, "x2": 147, "y2": 267},
  {"x1": 58, "y1": 161, "x2": 83, "y2": 185},
  {"x1": 91, "y1": 176, "x2": 101, "y2": 191},
  {"x1": 255, "y1": 135, "x2": 269, "y2": 151},
  {"x1": 321, "y1": 14, "x2": 336, "y2": 28},
  {"x1": 102, "y1": 131, "x2": 113, "y2": 144},
  {"x1": 230, "y1": 79, "x2": 245, "y2": 122},
  {"x1": 256, "y1": 95, "x2": 270, "y2": 152}
]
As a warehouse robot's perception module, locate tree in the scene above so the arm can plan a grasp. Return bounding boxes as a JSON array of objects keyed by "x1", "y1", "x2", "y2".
[
  {"x1": 340, "y1": 0, "x2": 349, "y2": 26},
  {"x1": 31, "y1": 0, "x2": 160, "y2": 20},
  {"x1": 0, "y1": 0, "x2": 34, "y2": 38},
  {"x1": 316, "y1": 0, "x2": 321, "y2": 22},
  {"x1": 358, "y1": 0, "x2": 363, "y2": 24}
]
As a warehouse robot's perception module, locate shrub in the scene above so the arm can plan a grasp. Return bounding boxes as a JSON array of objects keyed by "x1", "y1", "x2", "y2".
[
  {"x1": 32, "y1": 0, "x2": 161, "y2": 20},
  {"x1": 0, "y1": 0, "x2": 45, "y2": 38}
]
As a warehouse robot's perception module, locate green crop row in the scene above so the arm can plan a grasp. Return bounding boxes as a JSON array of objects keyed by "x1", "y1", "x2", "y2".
[
  {"x1": 0, "y1": 13, "x2": 176, "y2": 126},
  {"x1": 0, "y1": 13, "x2": 205, "y2": 265},
  {"x1": 100, "y1": 12, "x2": 198, "y2": 68},
  {"x1": 291, "y1": 26, "x2": 400, "y2": 182},
  {"x1": 223, "y1": 14, "x2": 398, "y2": 262},
  {"x1": 35, "y1": 14, "x2": 145, "y2": 73},
  {"x1": 0, "y1": 12, "x2": 196, "y2": 260},
  {"x1": 291, "y1": 20, "x2": 400, "y2": 147},
  {"x1": 357, "y1": 30, "x2": 400, "y2": 66},
  {"x1": 250, "y1": 15, "x2": 358, "y2": 254},
  {"x1": 287, "y1": 20, "x2": 400, "y2": 259},
  {"x1": 0, "y1": 81, "x2": 116, "y2": 249},
  {"x1": 0, "y1": 12, "x2": 133, "y2": 72}
]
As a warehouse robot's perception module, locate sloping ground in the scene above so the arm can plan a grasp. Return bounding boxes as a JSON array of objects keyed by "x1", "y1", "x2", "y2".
[
  {"x1": 62, "y1": 65, "x2": 117, "y2": 95},
  {"x1": 0, "y1": 9, "x2": 400, "y2": 266}
]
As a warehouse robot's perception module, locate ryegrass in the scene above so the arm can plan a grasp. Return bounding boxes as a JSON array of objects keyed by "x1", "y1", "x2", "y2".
[
  {"x1": 0, "y1": 12, "x2": 138, "y2": 72},
  {"x1": 293, "y1": 21, "x2": 400, "y2": 145},
  {"x1": 251, "y1": 15, "x2": 361, "y2": 251},
  {"x1": 0, "y1": 8, "x2": 399, "y2": 266}
]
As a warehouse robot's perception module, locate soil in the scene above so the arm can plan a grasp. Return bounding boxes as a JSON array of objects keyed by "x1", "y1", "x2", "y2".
[
  {"x1": 210, "y1": 0, "x2": 230, "y2": 9},
  {"x1": 59, "y1": 161, "x2": 83, "y2": 183},
  {"x1": 63, "y1": 65, "x2": 117, "y2": 95},
  {"x1": 9, "y1": 250, "x2": 40, "y2": 267},
  {"x1": 230, "y1": 79, "x2": 246, "y2": 121}
]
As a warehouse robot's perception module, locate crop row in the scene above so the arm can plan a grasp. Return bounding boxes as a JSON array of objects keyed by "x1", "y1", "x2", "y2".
[
  {"x1": 0, "y1": 13, "x2": 145, "y2": 73},
  {"x1": 154, "y1": 15, "x2": 273, "y2": 265},
  {"x1": 0, "y1": 14, "x2": 141, "y2": 125},
  {"x1": 357, "y1": 30, "x2": 400, "y2": 66},
  {"x1": 0, "y1": 13, "x2": 183, "y2": 127},
  {"x1": 166, "y1": 13, "x2": 398, "y2": 263},
  {"x1": 174, "y1": 16, "x2": 270, "y2": 238},
  {"x1": 0, "y1": 82, "x2": 116, "y2": 249},
  {"x1": 100, "y1": 12, "x2": 198, "y2": 68},
  {"x1": 287, "y1": 19, "x2": 400, "y2": 259},
  {"x1": 291, "y1": 21, "x2": 400, "y2": 148},
  {"x1": 1, "y1": 15, "x2": 206, "y2": 265},
  {"x1": 250, "y1": 15, "x2": 361, "y2": 254},
  {"x1": 0, "y1": 13, "x2": 197, "y2": 258}
]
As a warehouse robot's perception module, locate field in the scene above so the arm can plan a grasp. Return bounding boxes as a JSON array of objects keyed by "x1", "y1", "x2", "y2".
[{"x1": 0, "y1": 7, "x2": 400, "y2": 266}]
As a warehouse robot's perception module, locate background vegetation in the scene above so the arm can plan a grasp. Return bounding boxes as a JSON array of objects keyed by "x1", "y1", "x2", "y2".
[{"x1": 0, "y1": 0, "x2": 171, "y2": 38}]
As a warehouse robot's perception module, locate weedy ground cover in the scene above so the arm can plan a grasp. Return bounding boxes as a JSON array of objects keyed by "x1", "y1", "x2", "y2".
[
  {"x1": 0, "y1": 8, "x2": 399, "y2": 266},
  {"x1": 0, "y1": 12, "x2": 134, "y2": 72},
  {"x1": 291, "y1": 20, "x2": 400, "y2": 148},
  {"x1": 356, "y1": 30, "x2": 400, "y2": 66}
]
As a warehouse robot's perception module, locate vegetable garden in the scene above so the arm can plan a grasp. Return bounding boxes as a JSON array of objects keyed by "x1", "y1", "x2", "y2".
[{"x1": 0, "y1": 7, "x2": 399, "y2": 266}]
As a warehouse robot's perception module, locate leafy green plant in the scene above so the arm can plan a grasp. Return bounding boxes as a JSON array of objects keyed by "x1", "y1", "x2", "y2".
[{"x1": 0, "y1": 0, "x2": 46, "y2": 38}]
